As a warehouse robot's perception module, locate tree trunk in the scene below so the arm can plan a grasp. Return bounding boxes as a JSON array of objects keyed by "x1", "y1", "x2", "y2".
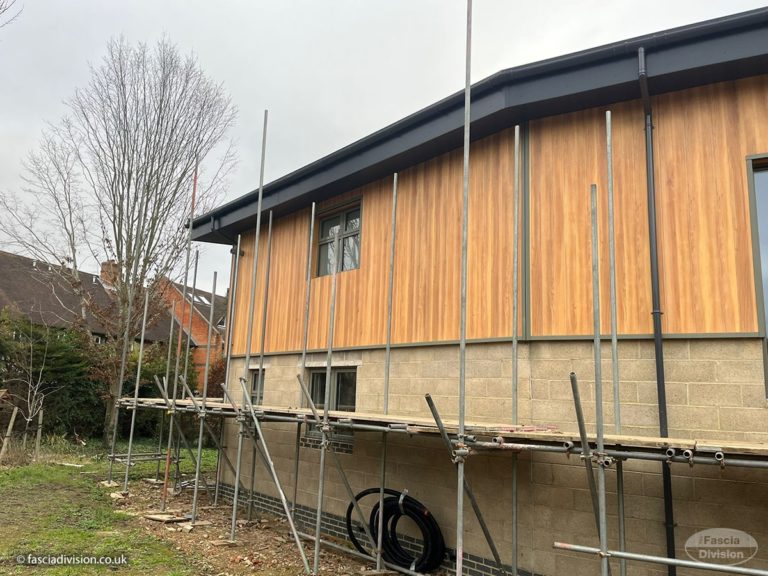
[
  {"x1": 22, "y1": 419, "x2": 29, "y2": 451},
  {"x1": 102, "y1": 386, "x2": 119, "y2": 447},
  {"x1": 34, "y1": 409, "x2": 44, "y2": 461},
  {"x1": 0, "y1": 406, "x2": 19, "y2": 462}
]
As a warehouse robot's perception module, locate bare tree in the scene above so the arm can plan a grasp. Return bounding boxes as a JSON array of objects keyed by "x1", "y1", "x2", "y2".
[
  {"x1": 0, "y1": 38, "x2": 236, "y2": 444},
  {"x1": 1, "y1": 316, "x2": 62, "y2": 451},
  {"x1": 0, "y1": 0, "x2": 21, "y2": 28}
]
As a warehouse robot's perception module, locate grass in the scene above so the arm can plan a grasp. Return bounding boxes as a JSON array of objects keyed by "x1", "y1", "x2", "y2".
[{"x1": 0, "y1": 436, "x2": 218, "y2": 575}]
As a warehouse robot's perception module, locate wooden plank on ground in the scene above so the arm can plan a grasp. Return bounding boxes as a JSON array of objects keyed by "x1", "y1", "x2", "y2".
[{"x1": 144, "y1": 513, "x2": 189, "y2": 523}]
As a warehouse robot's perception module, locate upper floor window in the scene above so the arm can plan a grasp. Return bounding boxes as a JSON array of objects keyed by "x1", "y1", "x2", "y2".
[
  {"x1": 317, "y1": 205, "x2": 361, "y2": 276},
  {"x1": 748, "y1": 157, "x2": 768, "y2": 398}
]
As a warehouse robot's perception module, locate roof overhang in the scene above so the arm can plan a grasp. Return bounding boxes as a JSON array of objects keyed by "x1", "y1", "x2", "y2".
[{"x1": 192, "y1": 7, "x2": 768, "y2": 244}]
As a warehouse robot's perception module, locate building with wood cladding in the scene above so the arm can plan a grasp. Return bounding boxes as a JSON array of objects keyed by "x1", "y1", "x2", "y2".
[{"x1": 191, "y1": 9, "x2": 768, "y2": 576}]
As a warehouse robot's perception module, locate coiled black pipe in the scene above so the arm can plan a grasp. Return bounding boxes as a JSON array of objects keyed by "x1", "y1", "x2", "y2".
[{"x1": 345, "y1": 488, "x2": 445, "y2": 573}]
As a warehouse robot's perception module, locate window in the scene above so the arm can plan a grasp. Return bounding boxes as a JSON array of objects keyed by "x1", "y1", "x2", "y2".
[
  {"x1": 317, "y1": 205, "x2": 361, "y2": 276},
  {"x1": 251, "y1": 369, "x2": 265, "y2": 406},
  {"x1": 308, "y1": 369, "x2": 357, "y2": 412},
  {"x1": 303, "y1": 368, "x2": 357, "y2": 451},
  {"x1": 749, "y1": 158, "x2": 768, "y2": 398}
]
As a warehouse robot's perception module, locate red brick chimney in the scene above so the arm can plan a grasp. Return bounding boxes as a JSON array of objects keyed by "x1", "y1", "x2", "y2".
[{"x1": 100, "y1": 260, "x2": 121, "y2": 286}]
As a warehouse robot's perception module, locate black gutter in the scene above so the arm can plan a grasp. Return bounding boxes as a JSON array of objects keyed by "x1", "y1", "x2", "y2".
[{"x1": 639, "y1": 46, "x2": 676, "y2": 576}]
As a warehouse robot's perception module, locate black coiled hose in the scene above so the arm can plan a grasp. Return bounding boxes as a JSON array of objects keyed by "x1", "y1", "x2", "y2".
[{"x1": 345, "y1": 487, "x2": 445, "y2": 573}]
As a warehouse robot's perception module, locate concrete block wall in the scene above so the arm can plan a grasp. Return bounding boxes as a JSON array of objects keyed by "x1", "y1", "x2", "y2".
[{"x1": 218, "y1": 339, "x2": 768, "y2": 575}]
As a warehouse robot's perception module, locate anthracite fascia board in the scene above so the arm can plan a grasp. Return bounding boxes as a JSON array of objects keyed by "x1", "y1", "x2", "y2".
[{"x1": 193, "y1": 8, "x2": 768, "y2": 244}]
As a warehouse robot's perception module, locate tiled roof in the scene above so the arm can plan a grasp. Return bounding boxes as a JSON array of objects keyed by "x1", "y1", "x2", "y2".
[{"x1": 0, "y1": 250, "x2": 168, "y2": 342}]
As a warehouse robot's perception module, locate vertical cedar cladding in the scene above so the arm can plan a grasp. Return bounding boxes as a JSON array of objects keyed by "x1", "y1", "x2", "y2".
[
  {"x1": 529, "y1": 101, "x2": 652, "y2": 336},
  {"x1": 309, "y1": 179, "x2": 392, "y2": 350},
  {"x1": 529, "y1": 75, "x2": 767, "y2": 337},
  {"x1": 229, "y1": 75, "x2": 768, "y2": 355},
  {"x1": 653, "y1": 76, "x2": 767, "y2": 334}
]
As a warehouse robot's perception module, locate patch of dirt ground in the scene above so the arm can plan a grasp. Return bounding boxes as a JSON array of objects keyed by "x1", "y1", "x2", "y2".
[{"x1": 114, "y1": 478, "x2": 374, "y2": 576}]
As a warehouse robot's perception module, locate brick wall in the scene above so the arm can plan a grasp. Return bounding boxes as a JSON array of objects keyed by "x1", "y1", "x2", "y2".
[
  {"x1": 219, "y1": 339, "x2": 768, "y2": 575},
  {"x1": 158, "y1": 279, "x2": 224, "y2": 390}
]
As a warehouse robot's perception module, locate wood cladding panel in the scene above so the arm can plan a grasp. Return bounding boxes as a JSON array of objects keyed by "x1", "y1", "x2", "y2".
[
  {"x1": 390, "y1": 151, "x2": 462, "y2": 343},
  {"x1": 231, "y1": 127, "x2": 524, "y2": 353},
  {"x1": 229, "y1": 75, "x2": 767, "y2": 352},
  {"x1": 307, "y1": 178, "x2": 392, "y2": 350},
  {"x1": 529, "y1": 102, "x2": 652, "y2": 336},
  {"x1": 653, "y1": 77, "x2": 766, "y2": 334},
  {"x1": 264, "y1": 210, "x2": 311, "y2": 352},
  {"x1": 530, "y1": 76, "x2": 765, "y2": 337},
  {"x1": 467, "y1": 128, "x2": 524, "y2": 339}
]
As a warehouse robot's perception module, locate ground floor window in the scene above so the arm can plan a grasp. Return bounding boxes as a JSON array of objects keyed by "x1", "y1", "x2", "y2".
[
  {"x1": 309, "y1": 368, "x2": 356, "y2": 412},
  {"x1": 302, "y1": 368, "x2": 356, "y2": 451},
  {"x1": 251, "y1": 368, "x2": 265, "y2": 406}
]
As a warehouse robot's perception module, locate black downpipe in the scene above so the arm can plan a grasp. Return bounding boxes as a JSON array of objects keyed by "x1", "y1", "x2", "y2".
[{"x1": 638, "y1": 46, "x2": 677, "y2": 576}]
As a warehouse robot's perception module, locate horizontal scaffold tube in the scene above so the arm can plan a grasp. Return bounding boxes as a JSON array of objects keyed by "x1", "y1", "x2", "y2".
[
  {"x1": 118, "y1": 398, "x2": 768, "y2": 469},
  {"x1": 553, "y1": 542, "x2": 768, "y2": 576},
  {"x1": 462, "y1": 441, "x2": 768, "y2": 469}
]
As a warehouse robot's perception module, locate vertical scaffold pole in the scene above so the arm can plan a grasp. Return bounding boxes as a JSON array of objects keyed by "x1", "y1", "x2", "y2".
[
  {"x1": 161, "y1": 243, "x2": 195, "y2": 512},
  {"x1": 230, "y1": 382, "x2": 311, "y2": 574},
  {"x1": 606, "y1": 110, "x2": 627, "y2": 576},
  {"x1": 216, "y1": 234, "x2": 241, "y2": 506},
  {"x1": 293, "y1": 202, "x2": 316, "y2": 517},
  {"x1": 173, "y1": 250, "x2": 199, "y2": 485},
  {"x1": 617, "y1": 460, "x2": 627, "y2": 576},
  {"x1": 229, "y1": 412, "x2": 246, "y2": 542},
  {"x1": 511, "y1": 123, "x2": 520, "y2": 576},
  {"x1": 232, "y1": 109, "x2": 269, "y2": 539},
  {"x1": 384, "y1": 173, "x2": 398, "y2": 415},
  {"x1": 156, "y1": 302, "x2": 175, "y2": 481},
  {"x1": 512, "y1": 125, "x2": 521, "y2": 425},
  {"x1": 182, "y1": 251, "x2": 200, "y2": 394},
  {"x1": 314, "y1": 231, "x2": 340, "y2": 575},
  {"x1": 377, "y1": 172, "x2": 398, "y2": 570},
  {"x1": 456, "y1": 1, "x2": 472, "y2": 574},
  {"x1": 192, "y1": 271, "x2": 217, "y2": 524},
  {"x1": 606, "y1": 111, "x2": 620, "y2": 432},
  {"x1": 313, "y1": 230, "x2": 344, "y2": 574},
  {"x1": 591, "y1": 184, "x2": 609, "y2": 576},
  {"x1": 249, "y1": 210, "x2": 274, "y2": 520},
  {"x1": 122, "y1": 290, "x2": 150, "y2": 494},
  {"x1": 160, "y1": 159, "x2": 198, "y2": 500}
]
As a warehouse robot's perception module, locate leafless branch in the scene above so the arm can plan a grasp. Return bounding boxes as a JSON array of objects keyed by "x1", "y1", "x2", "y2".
[
  {"x1": 0, "y1": 0, "x2": 21, "y2": 29},
  {"x1": 0, "y1": 37, "x2": 237, "y2": 443}
]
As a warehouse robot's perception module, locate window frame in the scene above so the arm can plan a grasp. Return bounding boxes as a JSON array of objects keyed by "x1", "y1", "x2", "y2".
[
  {"x1": 316, "y1": 202, "x2": 362, "y2": 277},
  {"x1": 307, "y1": 368, "x2": 357, "y2": 413},
  {"x1": 746, "y1": 154, "x2": 768, "y2": 399},
  {"x1": 250, "y1": 368, "x2": 265, "y2": 406}
]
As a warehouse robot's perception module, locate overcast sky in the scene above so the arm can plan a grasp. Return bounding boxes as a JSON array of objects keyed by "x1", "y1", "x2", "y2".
[{"x1": 1, "y1": 0, "x2": 766, "y2": 294}]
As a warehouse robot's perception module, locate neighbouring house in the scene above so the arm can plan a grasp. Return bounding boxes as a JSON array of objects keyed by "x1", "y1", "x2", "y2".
[
  {"x1": 157, "y1": 277, "x2": 227, "y2": 391},
  {"x1": 0, "y1": 251, "x2": 172, "y2": 436},
  {"x1": 0, "y1": 249, "x2": 115, "y2": 340},
  {"x1": 0, "y1": 250, "x2": 168, "y2": 344},
  {"x1": 190, "y1": 9, "x2": 768, "y2": 576}
]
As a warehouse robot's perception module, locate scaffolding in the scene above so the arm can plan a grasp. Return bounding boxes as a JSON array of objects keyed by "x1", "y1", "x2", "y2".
[{"x1": 107, "y1": 4, "x2": 768, "y2": 576}]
